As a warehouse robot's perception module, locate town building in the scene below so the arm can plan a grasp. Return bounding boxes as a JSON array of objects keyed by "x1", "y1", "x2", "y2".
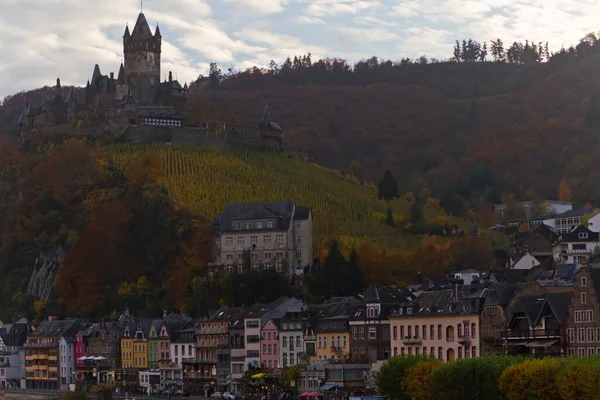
[
  {"x1": 553, "y1": 226, "x2": 600, "y2": 264},
  {"x1": 479, "y1": 283, "x2": 522, "y2": 356},
  {"x1": 212, "y1": 199, "x2": 313, "y2": 276},
  {"x1": 493, "y1": 200, "x2": 572, "y2": 223},
  {"x1": 348, "y1": 284, "x2": 393, "y2": 363},
  {"x1": 260, "y1": 319, "x2": 280, "y2": 370},
  {"x1": 316, "y1": 299, "x2": 357, "y2": 361},
  {"x1": 389, "y1": 289, "x2": 481, "y2": 362},
  {"x1": 278, "y1": 312, "x2": 307, "y2": 368}
]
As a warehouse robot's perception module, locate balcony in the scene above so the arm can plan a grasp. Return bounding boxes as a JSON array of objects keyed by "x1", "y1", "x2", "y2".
[
  {"x1": 182, "y1": 357, "x2": 217, "y2": 364},
  {"x1": 504, "y1": 329, "x2": 561, "y2": 339},
  {"x1": 566, "y1": 248, "x2": 592, "y2": 254},
  {"x1": 401, "y1": 337, "x2": 422, "y2": 345},
  {"x1": 25, "y1": 342, "x2": 58, "y2": 349},
  {"x1": 331, "y1": 347, "x2": 344, "y2": 353},
  {"x1": 457, "y1": 336, "x2": 471, "y2": 344},
  {"x1": 446, "y1": 337, "x2": 455, "y2": 343},
  {"x1": 184, "y1": 372, "x2": 212, "y2": 380}
]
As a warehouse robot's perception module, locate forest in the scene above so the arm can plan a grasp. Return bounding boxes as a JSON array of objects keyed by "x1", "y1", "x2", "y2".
[{"x1": 0, "y1": 138, "x2": 492, "y2": 321}]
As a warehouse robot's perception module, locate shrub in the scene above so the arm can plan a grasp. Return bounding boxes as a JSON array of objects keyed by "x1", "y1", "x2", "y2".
[
  {"x1": 403, "y1": 360, "x2": 443, "y2": 400},
  {"x1": 429, "y1": 356, "x2": 522, "y2": 400},
  {"x1": 375, "y1": 355, "x2": 431, "y2": 400},
  {"x1": 556, "y1": 357, "x2": 600, "y2": 399},
  {"x1": 498, "y1": 358, "x2": 563, "y2": 400}
]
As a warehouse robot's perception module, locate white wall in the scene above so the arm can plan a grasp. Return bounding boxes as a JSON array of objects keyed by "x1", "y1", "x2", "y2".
[
  {"x1": 513, "y1": 254, "x2": 541, "y2": 270},
  {"x1": 588, "y1": 214, "x2": 600, "y2": 233}
]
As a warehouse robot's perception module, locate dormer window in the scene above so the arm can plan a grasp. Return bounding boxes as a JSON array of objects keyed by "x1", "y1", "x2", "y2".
[
  {"x1": 580, "y1": 232, "x2": 589, "y2": 239},
  {"x1": 407, "y1": 307, "x2": 413, "y2": 315}
]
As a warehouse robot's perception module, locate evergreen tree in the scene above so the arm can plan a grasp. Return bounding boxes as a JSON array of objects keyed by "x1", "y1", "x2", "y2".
[
  {"x1": 378, "y1": 169, "x2": 399, "y2": 202},
  {"x1": 410, "y1": 202, "x2": 424, "y2": 224},
  {"x1": 386, "y1": 204, "x2": 394, "y2": 227}
]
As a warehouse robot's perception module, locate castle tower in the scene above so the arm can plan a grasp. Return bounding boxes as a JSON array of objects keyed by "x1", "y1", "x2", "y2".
[{"x1": 123, "y1": 13, "x2": 161, "y2": 85}]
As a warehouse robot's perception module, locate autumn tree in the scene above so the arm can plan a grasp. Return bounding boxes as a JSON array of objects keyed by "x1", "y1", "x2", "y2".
[
  {"x1": 558, "y1": 178, "x2": 572, "y2": 202},
  {"x1": 125, "y1": 153, "x2": 162, "y2": 189},
  {"x1": 55, "y1": 201, "x2": 132, "y2": 316}
]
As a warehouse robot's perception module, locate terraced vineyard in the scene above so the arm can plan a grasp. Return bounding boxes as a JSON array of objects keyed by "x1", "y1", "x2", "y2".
[{"x1": 106, "y1": 143, "x2": 452, "y2": 252}]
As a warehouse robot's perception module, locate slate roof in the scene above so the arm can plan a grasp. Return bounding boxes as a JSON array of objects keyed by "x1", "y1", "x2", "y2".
[
  {"x1": 390, "y1": 290, "x2": 479, "y2": 317},
  {"x1": 509, "y1": 292, "x2": 571, "y2": 327},
  {"x1": 130, "y1": 13, "x2": 154, "y2": 40},
  {"x1": 210, "y1": 307, "x2": 242, "y2": 322},
  {"x1": 1, "y1": 323, "x2": 29, "y2": 347},
  {"x1": 117, "y1": 63, "x2": 126, "y2": 84},
  {"x1": 365, "y1": 282, "x2": 380, "y2": 303},
  {"x1": 515, "y1": 223, "x2": 558, "y2": 245},
  {"x1": 555, "y1": 208, "x2": 593, "y2": 219},
  {"x1": 293, "y1": 206, "x2": 311, "y2": 220},
  {"x1": 378, "y1": 285, "x2": 414, "y2": 304},
  {"x1": 490, "y1": 269, "x2": 531, "y2": 284},
  {"x1": 555, "y1": 264, "x2": 578, "y2": 280},
  {"x1": 556, "y1": 226, "x2": 599, "y2": 243},
  {"x1": 484, "y1": 283, "x2": 523, "y2": 309},
  {"x1": 214, "y1": 199, "x2": 297, "y2": 234},
  {"x1": 29, "y1": 319, "x2": 87, "y2": 341}
]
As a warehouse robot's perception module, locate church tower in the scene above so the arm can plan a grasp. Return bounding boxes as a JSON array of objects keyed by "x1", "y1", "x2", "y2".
[{"x1": 123, "y1": 13, "x2": 161, "y2": 85}]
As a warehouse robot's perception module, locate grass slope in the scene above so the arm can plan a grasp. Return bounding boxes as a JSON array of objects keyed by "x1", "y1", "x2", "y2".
[{"x1": 106, "y1": 143, "x2": 454, "y2": 253}]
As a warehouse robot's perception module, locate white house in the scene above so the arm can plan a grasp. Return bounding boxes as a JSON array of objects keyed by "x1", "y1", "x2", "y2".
[
  {"x1": 212, "y1": 199, "x2": 313, "y2": 276},
  {"x1": 586, "y1": 212, "x2": 600, "y2": 233},
  {"x1": 553, "y1": 226, "x2": 600, "y2": 264},
  {"x1": 452, "y1": 270, "x2": 482, "y2": 285}
]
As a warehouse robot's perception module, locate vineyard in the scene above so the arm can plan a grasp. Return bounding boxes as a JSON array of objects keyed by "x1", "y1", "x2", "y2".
[{"x1": 106, "y1": 143, "x2": 457, "y2": 252}]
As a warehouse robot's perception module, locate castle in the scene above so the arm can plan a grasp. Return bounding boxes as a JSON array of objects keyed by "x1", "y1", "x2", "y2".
[{"x1": 16, "y1": 12, "x2": 284, "y2": 152}]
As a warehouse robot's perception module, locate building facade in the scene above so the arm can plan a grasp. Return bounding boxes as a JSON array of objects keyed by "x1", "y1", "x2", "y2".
[
  {"x1": 260, "y1": 319, "x2": 280, "y2": 370},
  {"x1": 389, "y1": 290, "x2": 480, "y2": 362},
  {"x1": 212, "y1": 200, "x2": 313, "y2": 276}
]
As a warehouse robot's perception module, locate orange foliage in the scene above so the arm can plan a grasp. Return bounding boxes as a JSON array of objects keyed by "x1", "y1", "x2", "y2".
[
  {"x1": 55, "y1": 201, "x2": 132, "y2": 315},
  {"x1": 125, "y1": 153, "x2": 163, "y2": 189}
]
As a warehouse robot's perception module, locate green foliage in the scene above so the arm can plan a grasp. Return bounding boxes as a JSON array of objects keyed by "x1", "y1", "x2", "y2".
[
  {"x1": 410, "y1": 202, "x2": 424, "y2": 224},
  {"x1": 556, "y1": 357, "x2": 600, "y2": 399},
  {"x1": 402, "y1": 360, "x2": 443, "y2": 400},
  {"x1": 375, "y1": 355, "x2": 431, "y2": 400},
  {"x1": 498, "y1": 358, "x2": 564, "y2": 400},
  {"x1": 306, "y1": 240, "x2": 363, "y2": 299},
  {"x1": 428, "y1": 356, "x2": 522, "y2": 400}
]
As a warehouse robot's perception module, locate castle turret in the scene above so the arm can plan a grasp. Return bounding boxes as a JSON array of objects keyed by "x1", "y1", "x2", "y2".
[
  {"x1": 56, "y1": 77, "x2": 61, "y2": 88},
  {"x1": 123, "y1": 12, "x2": 161, "y2": 85}
]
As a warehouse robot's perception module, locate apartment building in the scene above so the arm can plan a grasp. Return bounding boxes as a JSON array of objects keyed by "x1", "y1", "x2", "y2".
[
  {"x1": 260, "y1": 319, "x2": 280, "y2": 370},
  {"x1": 212, "y1": 199, "x2": 313, "y2": 275},
  {"x1": 389, "y1": 290, "x2": 480, "y2": 362},
  {"x1": 554, "y1": 226, "x2": 600, "y2": 264}
]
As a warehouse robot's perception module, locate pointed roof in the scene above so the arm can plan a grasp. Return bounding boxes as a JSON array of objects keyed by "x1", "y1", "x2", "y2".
[
  {"x1": 92, "y1": 64, "x2": 102, "y2": 80},
  {"x1": 154, "y1": 23, "x2": 162, "y2": 38},
  {"x1": 124, "y1": 24, "x2": 131, "y2": 38},
  {"x1": 366, "y1": 282, "x2": 380, "y2": 303},
  {"x1": 117, "y1": 63, "x2": 126, "y2": 84},
  {"x1": 131, "y1": 12, "x2": 153, "y2": 40}
]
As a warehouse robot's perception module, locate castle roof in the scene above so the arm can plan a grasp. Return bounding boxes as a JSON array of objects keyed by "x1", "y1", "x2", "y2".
[
  {"x1": 154, "y1": 23, "x2": 162, "y2": 38},
  {"x1": 124, "y1": 24, "x2": 131, "y2": 38},
  {"x1": 117, "y1": 63, "x2": 126, "y2": 84},
  {"x1": 131, "y1": 12, "x2": 153, "y2": 40}
]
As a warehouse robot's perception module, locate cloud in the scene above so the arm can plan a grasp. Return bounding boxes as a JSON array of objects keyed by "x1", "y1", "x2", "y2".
[{"x1": 0, "y1": 0, "x2": 599, "y2": 99}]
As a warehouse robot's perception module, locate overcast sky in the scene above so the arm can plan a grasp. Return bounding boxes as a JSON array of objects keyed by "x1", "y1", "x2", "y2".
[{"x1": 0, "y1": 0, "x2": 597, "y2": 99}]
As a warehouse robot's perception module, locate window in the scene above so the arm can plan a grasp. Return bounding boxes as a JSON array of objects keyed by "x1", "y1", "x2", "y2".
[
  {"x1": 268, "y1": 344, "x2": 272, "y2": 355},
  {"x1": 264, "y1": 235, "x2": 272, "y2": 244},
  {"x1": 276, "y1": 234, "x2": 284, "y2": 243},
  {"x1": 267, "y1": 221, "x2": 274, "y2": 229},
  {"x1": 283, "y1": 337, "x2": 287, "y2": 347},
  {"x1": 225, "y1": 237, "x2": 233, "y2": 245},
  {"x1": 274, "y1": 344, "x2": 277, "y2": 354},
  {"x1": 471, "y1": 323, "x2": 476, "y2": 338},
  {"x1": 393, "y1": 326, "x2": 397, "y2": 341},
  {"x1": 422, "y1": 325, "x2": 427, "y2": 340},
  {"x1": 471, "y1": 346, "x2": 476, "y2": 357},
  {"x1": 295, "y1": 220, "x2": 301, "y2": 229},
  {"x1": 588, "y1": 328, "x2": 595, "y2": 343},
  {"x1": 296, "y1": 235, "x2": 302, "y2": 244},
  {"x1": 368, "y1": 328, "x2": 376, "y2": 340},
  {"x1": 579, "y1": 232, "x2": 589, "y2": 239},
  {"x1": 430, "y1": 325, "x2": 434, "y2": 339},
  {"x1": 263, "y1": 344, "x2": 267, "y2": 354},
  {"x1": 438, "y1": 347, "x2": 443, "y2": 360},
  {"x1": 265, "y1": 252, "x2": 272, "y2": 259},
  {"x1": 582, "y1": 292, "x2": 587, "y2": 304},
  {"x1": 438, "y1": 325, "x2": 442, "y2": 340},
  {"x1": 296, "y1": 249, "x2": 302, "y2": 259},
  {"x1": 250, "y1": 236, "x2": 258, "y2": 245},
  {"x1": 257, "y1": 222, "x2": 263, "y2": 229},
  {"x1": 415, "y1": 326, "x2": 420, "y2": 338},
  {"x1": 401, "y1": 326, "x2": 405, "y2": 339},
  {"x1": 343, "y1": 336, "x2": 347, "y2": 347},
  {"x1": 237, "y1": 237, "x2": 245, "y2": 245},
  {"x1": 578, "y1": 328, "x2": 586, "y2": 343},
  {"x1": 575, "y1": 310, "x2": 594, "y2": 323}
]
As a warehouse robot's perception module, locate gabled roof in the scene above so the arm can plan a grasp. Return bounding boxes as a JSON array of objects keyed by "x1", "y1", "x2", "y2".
[
  {"x1": 365, "y1": 283, "x2": 380, "y2": 303},
  {"x1": 117, "y1": 63, "x2": 126, "y2": 84},
  {"x1": 293, "y1": 206, "x2": 311, "y2": 220},
  {"x1": 30, "y1": 319, "x2": 88, "y2": 341},
  {"x1": 216, "y1": 199, "x2": 297, "y2": 234},
  {"x1": 516, "y1": 223, "x2": 558, "y2": 245},
  {"x1": 556, "y1": 225, "x2": 599, "y2": 244},
  {"x1": 555, "y1": 208, "x2": 593, "y2": 219},
  {"x1": 390, "y1": 290, "x2": 479, "y2": 317},
  {"x1": 509, "y1": 292, "x2": 571, "y2": 327},
  {"x1": 210, "y1": 307, "x2": 242, "y2": 322}
]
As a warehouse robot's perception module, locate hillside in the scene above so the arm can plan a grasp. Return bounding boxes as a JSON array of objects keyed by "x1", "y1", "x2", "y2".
[{"x1": 106, "y1": 143, "x2": 462, "y2": 254}]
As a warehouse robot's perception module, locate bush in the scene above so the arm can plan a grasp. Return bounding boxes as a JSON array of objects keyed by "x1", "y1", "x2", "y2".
[
  {"x1": 375, "y1": 355, "x2": 431, "y2": 400},
  {"x1": 429, "y1": 356, "x2": 522, "y2": 400},
  {"x1": 556, "y1": 357, "x2": 600, "y2": 399},
  {"x1": 403, "y1": 360, "x2": 443, "y2": 400},
  {"x1": 498, "y1": 358, "x2": 563, "y2": 400}
]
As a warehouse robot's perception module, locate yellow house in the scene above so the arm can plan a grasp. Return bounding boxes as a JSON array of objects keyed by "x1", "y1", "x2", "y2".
[
  {"x1": 121, "y1": 324, "x2": 134, "y2": 369},
  {"x1": 316, "y1": 316, "x2": 350, "y2": 361},
  {"x1": 133, "y1": 323, "x2": 148, "y2": 370}
]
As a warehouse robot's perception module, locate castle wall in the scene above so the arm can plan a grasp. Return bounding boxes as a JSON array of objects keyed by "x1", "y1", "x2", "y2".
[{"x1": 126, "y1": 126, "x2": 228, "y2": 148}]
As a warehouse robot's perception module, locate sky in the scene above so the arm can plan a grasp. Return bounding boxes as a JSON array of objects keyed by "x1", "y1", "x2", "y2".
[{"x1": 0, "y1": 0, "x2": 598, "y2": 99}]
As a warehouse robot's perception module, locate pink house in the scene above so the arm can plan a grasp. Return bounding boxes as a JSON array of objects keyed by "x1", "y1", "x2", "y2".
[
  {"x1": 260, "y1": 319, "x2": 280, "y2": 370},
  {"x1": 74, "y1": 332, "x2": 86, "y2": 368}
]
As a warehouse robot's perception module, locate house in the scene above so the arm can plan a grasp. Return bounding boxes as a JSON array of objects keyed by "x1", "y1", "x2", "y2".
[
  {"x1": 511, "y1": 251, "x2": 541, "y2": 270},
  {"x1": 228, "y1": 316, "x2": 246, "y2": 396},
  {"x1": 551, "y1": 208, "x2": 593, "y2": 234},
  {"x1": 0, "y1": 327, "x2": 23, "y2": 389},
  {"x1": 279, "y1": 311, "x2": 308, "y2": 368},
  {"x1": 451, "y1": 269, "x2": 483, "y2": 285},
  {"x1": 212, "y1": 199, "x2": 313, "y2": 276},
  {"x1": 565, "y1": 261, "x2": 600, "y2": 356},
  {"x1": 553, "y1": 226, "x2": 600, "y2": 264},
  {"x1": 494, "y1": 200, "x2": 572, "y2": 223},
  {"x1": 260, "y1": 319, "x2": 280, "y2": 370},
  {"x1": 586, "y1": 212, "x2": 600, "y2": 233},
  {"x1": 348, "y1": 283, "x2": 394, "y2": 363},
  {"x1": 184, "y1": 307, "x2": 240, "y2": 395},
  {"x1": 315, "y1": 298, "x2": 358, "y2": 361},
  {"x1": 213, "y1": 307, "x2": 242, "y2": 393},
  {"x1": 147, "y1": 320, "x2": 162, "y2": 370},
  {"x1": 25, "y1": 319, "x2": 88, "y2": 390},
  {"x1": 511, "y1": 223, "x2": 557, "y2": 261},
  {"x1": 479, "y1": 283, "x2": 523, "y2": 356},
  {"x1": 502, "y1": 279, "x2": 574, "y2": 357},
  {"x1": 388, "y1": 288, "x2": 481, "y2": 362}
]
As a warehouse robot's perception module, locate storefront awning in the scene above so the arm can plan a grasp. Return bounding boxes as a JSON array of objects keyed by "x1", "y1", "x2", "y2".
[
  {"x1": 506, "y1": 341, "x2": 529, "y2": 346},
  {"x1": 320, "y1": 383, "x2": 338, "y2": 391},
  {"x1": 251, "y1": 373, "x2": 265, "y2": 379},
  {"x1": 525, "y1": 340, "x2": 559, "y2": 348}
]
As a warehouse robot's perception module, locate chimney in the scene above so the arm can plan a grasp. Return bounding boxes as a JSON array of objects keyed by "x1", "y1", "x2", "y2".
[
  {"x1": 110, "y1": 72, "x2": 114, "y2": 81},
  {"x1": 453, "y1": 283, "x2": 459, "y2": 303},
  {"x1": 169, "y1": 71, "x2": 173, "y2": 82},
  {"x1": 56, "y1": 77, "x2": 61, "y2": 88}
]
